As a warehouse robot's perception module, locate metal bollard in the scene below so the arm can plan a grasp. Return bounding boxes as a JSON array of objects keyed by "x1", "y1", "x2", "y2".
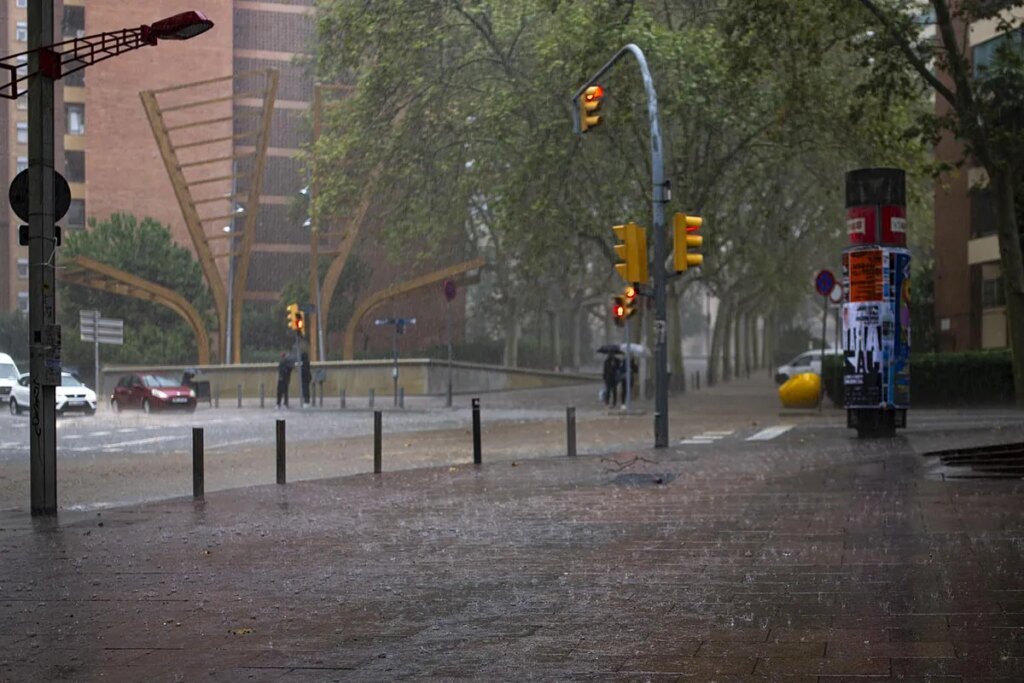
[
  {"x1": 340, "y1": 387, "x2": 346, "y2": 410},
  {"x1": 311, "y1": 381, "x2": 317, "y2": 406},
  {"x1": 259, "y1": 382, "x2": 265, "y2": 408},
  {"x1": 398, "y1": 386, "x2": 404, "y2": 409},
  {"x1": 237, "y1": 384, "x2": 243, "y2": 408},
  {"x1": 472, "y1": 397, "x2": 481, "y2": 465},
  {"x1": 192, "y1": 427, "x2": 204, "y2": 499},
  {"x1": 319, "y1": 381, "x2": 324, "y2": 408},
  {"x1": 373, "y1": 410, "x2": 382, "y2": 474},
  {"x1": 214, "y1": 386, "x2": 219, "y2": 409},
  {"x1": 276, "y1": 419, "x2": 286, "y2": 485},
  {"x1": 566, "y1": 407, "x2": 577, "y2": 458},
  {"x1": 368, "y1": 388, "x2": 375, "y2": 409}
]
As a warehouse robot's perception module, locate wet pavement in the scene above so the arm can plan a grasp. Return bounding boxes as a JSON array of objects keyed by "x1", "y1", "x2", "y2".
[{"x1": 1, "y1": 376, "x2": 1023, "y2": 681}]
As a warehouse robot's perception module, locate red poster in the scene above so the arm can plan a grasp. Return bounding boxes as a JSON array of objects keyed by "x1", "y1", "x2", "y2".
[{"x1": 848, "y1": 249, "x2": 883, "y2": 302}]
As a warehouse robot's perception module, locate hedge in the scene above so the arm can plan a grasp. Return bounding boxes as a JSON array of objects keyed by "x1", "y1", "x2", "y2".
[{"x1": 822, "y1": 349, "x2": 1014, "y2": 407}]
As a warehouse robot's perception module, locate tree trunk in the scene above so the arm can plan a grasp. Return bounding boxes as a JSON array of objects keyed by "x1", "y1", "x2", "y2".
[
  {"x1": 991, "y1": 167, "x2": 1024, "y2": 407},
  {"x1": 708, "y1": 297, "x2": 726, "y2": 386},
  {"x1": 721, "y1": 301, "x2": 733, "y2": 381},
  {"x1": 570, "y1": 306, "x2": 582, "y2": 371},
  {"x1": 669, "y1": 284, "x2": 685, "y2": 392},
  {"x1": 732, "y1": 308, "x2": 742, "y2": 381},
  {"x1": 751, "y1": 314, "x2": 761, "y2": 371},
  {"x1": 502, "y1": 310, "x2": 520, "y2": 367},
  {"x1": 552, "y1": 310, "x2": 562, "y2": 370}
]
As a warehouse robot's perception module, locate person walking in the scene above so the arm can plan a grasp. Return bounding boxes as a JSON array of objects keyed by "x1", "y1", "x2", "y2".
[
  {"x1": 300, "y1": 351, "x2": 312, "y2": 407},
  {"x1": 602, "y1": 353, "x2": 620, "y2": 408},
  {"x1": 620, "y1": 356, "x2": 638, "y2": 407},
  {"x1": 276, "y1": 352, "x2": 293, "y2": 409}
]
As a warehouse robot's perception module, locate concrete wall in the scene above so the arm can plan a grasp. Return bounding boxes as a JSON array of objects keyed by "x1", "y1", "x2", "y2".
[{"x1": 99, "y1": 359, "x2": 597, "y2": 401}]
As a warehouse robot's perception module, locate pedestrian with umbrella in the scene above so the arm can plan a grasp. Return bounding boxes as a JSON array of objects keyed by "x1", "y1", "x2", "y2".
[{"x1": 602, "y1": 351, "x2": 621, "y2": 408}]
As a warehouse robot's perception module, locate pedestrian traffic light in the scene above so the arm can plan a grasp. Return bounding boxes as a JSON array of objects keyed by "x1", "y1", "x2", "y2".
[
  {"x1": 286, "y1": 303, "x2": 299, "y2": 331},
  {"x1": 294, "y1": 310, "x2": 305, "y2": 337},
  {"x1": 673, "y1": 212, "x2": 704, "y2": 272},
  {"x1": 579, "y1": 84, "x2": 604, "y2": 133},
  {"x1": 611, "y1": 296, "x2": 627, "y2": 327},
  {"x1": 612, "y1": 222, "x2": 649, "y2": 285},
  {"x1": 622, "y1": 285, "x2": 638, "y2": 319}
]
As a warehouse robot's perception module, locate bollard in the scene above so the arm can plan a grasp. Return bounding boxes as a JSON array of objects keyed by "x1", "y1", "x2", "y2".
[
  {"x1": 340, "y1": 387, "x2": 346, "y2": 410},
  {"x1": 192, "y1": 427, "x2": 204, "y2": 500},
  {"x1": 373, "y1": 410, "x2": 382, "y2": 474},
  {"x1": 237, "y1": 384, "x2": 243, "y2": 409},
  {"x1": 311, "y1": 381, "x2": 317, "y2": 406},
  {"x1": 276, "y1": 419, "x2": 286, "y2": 485},
  {"x1": 695, "y1": 372, "x2": 701, "y2": 391},
  {"x1": 319, "y1": 381, "x2": 324, "y2": 408},
  {"x1": 214, "y1": 386, "x2": 219, "y2": 409},
  {"x1": 472, "y1": 397, "x2": 481, "y2": 465},
  {"x1": 566, "y1": 406, "x2": 577, "y2": 458},
  {"x1": 398, "y1": 386, "x2": 404, "y2": 409},
  {"x1": 369, "y1": 388, "x2": 375, "y2": 409},
  {"x1": 259, "y1": 382, "x2": 265, "y2": 409}
]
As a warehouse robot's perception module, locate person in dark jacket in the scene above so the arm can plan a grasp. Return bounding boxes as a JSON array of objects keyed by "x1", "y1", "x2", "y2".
[
  {"x1": 300, "y1": 351, "x2": 312, "y2": 406},
  {"x1": 620, "y1": 356, "x2": 638, "y2": 406},
  {"x1": 602, "y1": 354, "x2": 620, "y2": 407},
  {"x1": 276, "y1": 352, "x2": 292, "y2": 409}
]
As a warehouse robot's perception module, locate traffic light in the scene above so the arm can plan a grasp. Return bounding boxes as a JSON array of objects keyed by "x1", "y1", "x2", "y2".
[
  {"x1": 622, "y1": 285, "x2": 638, "y2": 319},
  {"x1": 286, "y1": 303, "x2": 299, "y2": 331},
  {"x1": 294, "y1": 310, "x2": 305, "y2": 337},
  {"x1": 611, "y1": 295, "x2": 627, "y2": 327},
  {"x1": 579, "y1": 84, "x2": 604, "y2": 133},
  {"x1": 612, "y1": 222, "x2": 649, "y2": 284},
  {"x1": 673, "y1": 212, "x2": 704, "y2": 272}
]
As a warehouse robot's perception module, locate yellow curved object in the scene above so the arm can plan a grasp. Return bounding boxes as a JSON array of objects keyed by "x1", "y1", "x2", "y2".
[{"x1": 779, "y1": 372, "x2": 821, "y2": 409}]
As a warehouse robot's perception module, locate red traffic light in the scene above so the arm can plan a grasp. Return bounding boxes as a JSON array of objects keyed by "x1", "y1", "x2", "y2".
[
  {"x1": 613, "y1": 304, "x2": 625, "y2": 317},
  {"x1": 623, "y1": 285, "x2": 637, "y2": 303},
  {"x1": 584, "y1": 84, "x2": 604, "y2": 102}
]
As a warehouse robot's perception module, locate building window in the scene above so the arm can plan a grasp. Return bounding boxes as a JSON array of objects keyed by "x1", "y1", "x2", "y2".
[
  {"x1": 67, "y1": 199, "x2": 85, "y2": 227},
  {"x1": 973, "y1": 28, "x2": 1024, "y2": 76},
  {"x1": 64, "y1": 62, "x2": 85, "y2": 87},
  {"x1": 61, "y1": 6, "x2": 85, "y2": 40},
  {"x1": 16, "y1": 21, "x2": 27, "y2": 42},
  {"x1": 66, "y1": 103, "x2": 85, "y2": 135},
  {"x1": 65, "y1": 150, "x2": 85, "y2": 183},
  {"x1": 16, "y1": 156, "x2": 28, "y2": 174},
  {"x1": 17, "y1": 292, "x2": 29, "y2": 314},
  {"x1": 970, "y1": 186, "x2": 998, "y2": 237},
  {"x1": 15, "y1": 54, "x2": 27, "y2": 78},
  {"x1": 16, "y1": 93, "x2": 27, "y2": 110},
  {"x1": 17, "y1": 258, "x2": 28, "y2": 279},
  {"x1": 982, "y1": 274, "x2": 1006, "y2": 308},
  {"x1": 16, "y1": 0, "x2": 27, "y2": 8},
  {"x1": 16, "y1": 122, "x2": 28, "y2": 144}
]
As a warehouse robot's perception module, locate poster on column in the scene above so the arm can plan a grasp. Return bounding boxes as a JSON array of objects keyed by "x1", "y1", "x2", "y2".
[
  {"x1": 891, "y1": 249, "x2": 911, "y2": 407},
  {"x1": 843, "y1": 301, "x2": 883, "y2": 406}
]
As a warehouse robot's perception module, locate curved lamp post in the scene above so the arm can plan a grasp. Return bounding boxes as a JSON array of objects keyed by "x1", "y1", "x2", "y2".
[{"x1": 4, "y1": 7, "x2": 215, "y2": 516}]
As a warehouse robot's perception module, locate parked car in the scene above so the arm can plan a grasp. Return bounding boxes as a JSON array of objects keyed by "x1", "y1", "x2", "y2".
[
  {"x1": 9, "y1": 371, "x2": 97, "y2": 416},
  {"x1": 0, "y1": 353, "x2": 19, "y2": 409},
  {"x1": 111, "y1": 373, "x2": 197, "y2": 413},
  {"x1": 775, "y1": 349, "x2": 841, "y2": 385}
]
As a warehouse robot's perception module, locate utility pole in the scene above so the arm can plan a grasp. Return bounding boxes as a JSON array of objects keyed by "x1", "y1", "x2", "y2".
[{"x1": 28, "y1": 0, "x2": 57, "y2": 515}]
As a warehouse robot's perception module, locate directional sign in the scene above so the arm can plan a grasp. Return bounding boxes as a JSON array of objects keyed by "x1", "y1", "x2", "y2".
[
  {"x1": 80, "y1": 311, "x2": 124, "y2": 345},
  {"x1": 814, "y1": 269, "x2": 836, "y2": 298}
]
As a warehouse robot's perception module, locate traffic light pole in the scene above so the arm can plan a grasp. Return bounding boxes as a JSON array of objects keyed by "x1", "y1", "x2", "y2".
[
  {"x1": 28, "y1": 0, "x2": 58, "y2": 515},
  {"x1": 574, "y1": 44, "x2": 670, "y2": 447}
]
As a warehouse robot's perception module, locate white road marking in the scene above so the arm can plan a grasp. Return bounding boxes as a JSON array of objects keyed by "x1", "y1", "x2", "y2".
[
  {"x1": 116, "y1": 428, "x2": 139, "y2": 434},
  {"x1": 679, "y1": 430, "x2": 735, "y2": 445},
  {"x1": 64, "y1": 435, "x2": 182, "y2": 452},
  {"x1": 747, "y1": 425, "x2": 794, "y2": 441}
]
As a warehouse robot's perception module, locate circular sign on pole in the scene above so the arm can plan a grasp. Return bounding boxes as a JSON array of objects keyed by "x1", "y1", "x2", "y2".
[
  {"x1": 8, "y1": 169, "x2": 72, "y2": 223},
  {"x1": 443, "y1": 279, "x2": 457, "y2": 302},
  {"x1": 829, "y1": 282, "x2": 843, "y2": 305},
  {"x1": 814, "y1": 269, "x2": 836, "y2": 298}
]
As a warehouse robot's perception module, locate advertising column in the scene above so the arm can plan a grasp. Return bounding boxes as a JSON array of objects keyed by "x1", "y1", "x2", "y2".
[{"x1": 842, "y1": 168, "x2": 911, "y2": 437}]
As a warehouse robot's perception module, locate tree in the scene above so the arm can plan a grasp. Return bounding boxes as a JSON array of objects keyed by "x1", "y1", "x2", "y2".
[
  {"x1": 849, "y1": 0, "x2": 1024, "y2": 404},
  {"x1": 58, "y1": 213, "x2": 214, "y2": 370}
]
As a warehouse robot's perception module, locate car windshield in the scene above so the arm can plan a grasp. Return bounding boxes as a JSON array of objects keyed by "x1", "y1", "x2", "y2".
[
  {"x1": 0, "y1": 363, "x2": 18, "y2": 381},
  {"x1": 61, "y1": 374, "x2": 84, "y2": 387},
  {"x1": 141, "y1": 375, "x2": 180, "y2": 388}
]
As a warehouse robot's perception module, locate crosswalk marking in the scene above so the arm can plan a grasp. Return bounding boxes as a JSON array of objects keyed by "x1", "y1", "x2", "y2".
[
  {"x1": 747, "y1": 425, "x2": 794, "y2": 441},
  {"x1": 679, "y1": 429, "x2": 734, "y2": 445}
]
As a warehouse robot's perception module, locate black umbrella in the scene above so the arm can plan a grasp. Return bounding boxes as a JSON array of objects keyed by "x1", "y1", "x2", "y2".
[{"x1": 596, "y1": 344, "x2": 623, "y2": 354}]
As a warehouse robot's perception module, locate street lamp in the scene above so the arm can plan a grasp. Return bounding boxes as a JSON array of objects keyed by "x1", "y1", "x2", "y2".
[{"x1": 7, "y1": 6, "x2": 215, "y2": 516}]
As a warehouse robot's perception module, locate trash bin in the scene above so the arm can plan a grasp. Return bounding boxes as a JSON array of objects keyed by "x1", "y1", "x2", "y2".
[{"x1": 779, "y1": 372, "x2": 821, "y2": 409}]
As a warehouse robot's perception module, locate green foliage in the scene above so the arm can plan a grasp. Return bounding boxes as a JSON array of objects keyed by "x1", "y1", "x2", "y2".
[
  {"x1": 58, "y1": 213, "x2": 214, "y2": 369},
  {"x1": 0, "y1": 311, "x2": 28, "y2": 366},
  {"x1": 822, "y1": 350, "x2": 1014, "y2": 406}
]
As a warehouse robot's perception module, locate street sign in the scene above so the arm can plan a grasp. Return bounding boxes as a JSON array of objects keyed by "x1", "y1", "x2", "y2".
[
  {"x1": 80, "y1": 311, "x2": 124, "y2": 345},
  {"x1": 443, "y1": 279, "x2": 457, "y2": 302},
  {"x1": 814, "y1": 269, "x2": 836, "y2": 297},
  {"x1": 9, "y1": 169, "x2": 72, "y2": 223},
  {"x1": 829, "y1": 282, "x2": 843, "y2": 304}
]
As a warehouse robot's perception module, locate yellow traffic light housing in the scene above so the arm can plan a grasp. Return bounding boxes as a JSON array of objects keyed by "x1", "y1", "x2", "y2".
[
  {"x1": 622, "y1": 285, "x2": 639, "y2": 319},
  {"x1": 286, "y1": 303, "x2": 299, "y2": 331},
  {"x1": 579, "y1": 85, "x2": 604, "y2": 133},
  {"x1": 673, "y1": 212, "x2": 704, "y2": 272},
  {"x1": 612, "y1": 222, "x2": 649, "y2": 285},
  {"x1": 295, "y1": 311, "x2": 305, "y2": 337}
]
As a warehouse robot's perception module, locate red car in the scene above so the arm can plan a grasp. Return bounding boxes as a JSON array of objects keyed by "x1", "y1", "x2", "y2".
[{"x1": 111, "y1": 373, "x2": 197, "y2": 413}]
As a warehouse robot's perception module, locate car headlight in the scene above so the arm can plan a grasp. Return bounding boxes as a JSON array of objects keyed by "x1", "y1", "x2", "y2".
[
  {"x1": 152, "y1": 390, "x2": 169, "y2": 399},
  {"x1": 189, "y1": 389, "x2": 196, "y2": 398}
]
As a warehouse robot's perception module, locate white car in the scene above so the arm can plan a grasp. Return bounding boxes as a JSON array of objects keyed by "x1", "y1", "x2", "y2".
[
  {"x1": 0, "y1": 353, "x2": 19, "y2": 409},
  {"x1": 10, "y1": 372, "x2": 98, "y2": 416},
  {"x1": 775, "y1": 349, "x2": 841, "y2": 385}
]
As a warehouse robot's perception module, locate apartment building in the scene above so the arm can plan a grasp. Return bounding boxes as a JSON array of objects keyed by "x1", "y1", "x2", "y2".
[{"x1": 933, "y1": 9, "x2": 1021, "y2": 351}]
